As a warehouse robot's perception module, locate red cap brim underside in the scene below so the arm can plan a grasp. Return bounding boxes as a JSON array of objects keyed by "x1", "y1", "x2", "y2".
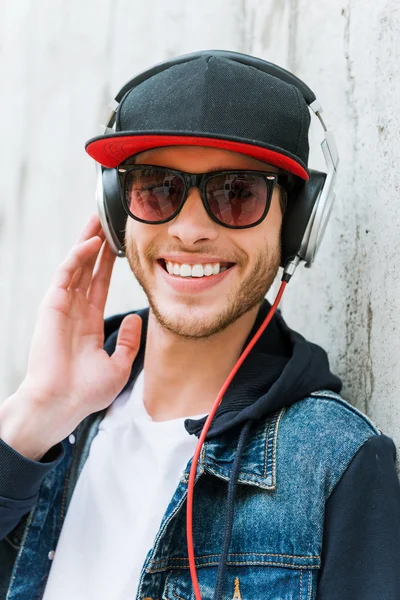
[{"x1": 85, "y1": 134, "x2": 309, "y2": 180}]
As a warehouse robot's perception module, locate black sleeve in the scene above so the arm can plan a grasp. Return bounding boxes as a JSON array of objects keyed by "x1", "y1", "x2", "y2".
[
  {"x1": 316, "y1": 433, "x2": 400, "y2": 600},
  {"x1": 0, "y1": 437, "x2": 65, "y2": 540}
]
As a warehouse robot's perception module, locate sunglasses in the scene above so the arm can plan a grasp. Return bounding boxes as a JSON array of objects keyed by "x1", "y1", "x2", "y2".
[{"x1": 117, "y1": 164, "x2": 291, "y2": 229}]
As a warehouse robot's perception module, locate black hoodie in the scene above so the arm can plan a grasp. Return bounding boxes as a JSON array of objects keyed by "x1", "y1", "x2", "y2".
[{"x1": 0, "y1": 300, "x2": 399, "y2": 599}]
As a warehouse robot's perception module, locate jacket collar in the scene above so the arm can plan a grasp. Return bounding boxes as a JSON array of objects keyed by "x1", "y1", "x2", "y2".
[{"x1": 195, "y1": 407, "x2": 286, "y2": 491}]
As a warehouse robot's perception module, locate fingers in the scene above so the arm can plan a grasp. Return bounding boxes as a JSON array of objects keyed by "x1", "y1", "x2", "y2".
[
  {"x1": 47, "y1": 213, "x2": 115, "y2": 310},
  {"x1": 74, "y1": 213, "x2": 103, "y2": 245},
  {"x1": 86, "y1": 238, "x2": 117, "y2": 311},
  {"x1": 68, "y1": 212, "x2": 107, "y2": 292},
  {"x1": 51, "y1": 237, "x2": 103, "y2": 291},
  {"x1": 50, "y1": 213, "x2": 105, "y2": 292},
  {"x1": 70, "y1": 230, "x2": 106, "y2": 293}
]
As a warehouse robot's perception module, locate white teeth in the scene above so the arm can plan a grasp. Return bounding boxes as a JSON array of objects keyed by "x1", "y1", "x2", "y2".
[
  {"x1": 164, "y1": 261, "x2": 226, "y2": 278},
  {"x1": 191, "y1": 264, "x2": 204, "y2": 278},
  {"x1": 179, "y1": 264, "x2": 192, "y2": 277}
]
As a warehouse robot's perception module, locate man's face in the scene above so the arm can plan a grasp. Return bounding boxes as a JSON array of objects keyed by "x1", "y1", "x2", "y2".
[{"x1": 124, "y1": 146, "x2": 283, "y2": 338}]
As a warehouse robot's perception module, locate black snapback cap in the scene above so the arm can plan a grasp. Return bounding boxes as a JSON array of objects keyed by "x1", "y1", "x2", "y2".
[{"x1": 85, "y1": 54, "x2": 311, "y2": 180}]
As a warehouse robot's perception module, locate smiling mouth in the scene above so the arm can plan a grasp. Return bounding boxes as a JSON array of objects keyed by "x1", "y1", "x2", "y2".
[{"x1": 158, "y1": 259, "x2": 235, "y2": 278}]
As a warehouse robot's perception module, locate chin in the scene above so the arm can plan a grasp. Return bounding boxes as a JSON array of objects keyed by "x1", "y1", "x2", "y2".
[{"x1": 147, "y1": 293, "x2": 253, "y2": 339}]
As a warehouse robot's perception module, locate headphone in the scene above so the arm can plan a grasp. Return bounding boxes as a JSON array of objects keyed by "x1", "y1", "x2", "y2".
[{"x1": 94, "y1": 50, "x2": 339, "y2": 280}]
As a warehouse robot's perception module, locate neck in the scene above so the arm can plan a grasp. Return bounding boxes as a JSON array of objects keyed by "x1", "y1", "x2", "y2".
[{"x1": 142, "y1": 304, "x2": 261, "y2": 421}]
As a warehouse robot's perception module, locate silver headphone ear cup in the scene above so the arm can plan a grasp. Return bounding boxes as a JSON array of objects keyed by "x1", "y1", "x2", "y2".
[
  {"x1": 281, "y1": 170, "x2": 326, "y2": 268},
  {"x1": 96, "y1": 166, "x2": 127, "y2": 257},
  {"x1": 302, "y1": 185, "x2": 336, "y2": 267}
]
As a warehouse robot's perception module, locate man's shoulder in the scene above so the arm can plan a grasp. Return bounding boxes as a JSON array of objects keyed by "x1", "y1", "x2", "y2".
[
  {"x1": 275, "y1": 390, "x2": 382, "y2": 495},
  {"x1": 285, "y1": 389, "x2": 381, "y2": 437}
]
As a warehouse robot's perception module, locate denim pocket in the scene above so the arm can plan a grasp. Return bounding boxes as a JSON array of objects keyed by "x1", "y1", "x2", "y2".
[{"x1": 162, "y1": 565, "x2": 315, "y2": 600}]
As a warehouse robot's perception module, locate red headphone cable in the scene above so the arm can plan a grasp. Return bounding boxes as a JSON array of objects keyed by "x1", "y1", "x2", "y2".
[{"x1": 186, "y1": 278, "x2": 289, "y2": 600}]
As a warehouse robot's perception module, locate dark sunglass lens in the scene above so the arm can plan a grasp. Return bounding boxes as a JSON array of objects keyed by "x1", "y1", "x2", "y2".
[
  {"x1": 206, "y1": 174, "x2": 270, "y2": 226},
  {"x1": 124, "y1": 169, "x2": 184, "y2": 222}
]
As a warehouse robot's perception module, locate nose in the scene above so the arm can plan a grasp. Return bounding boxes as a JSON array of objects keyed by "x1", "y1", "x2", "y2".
[{"x1": 167, "y1": 187, "x2": 219, "y2": 246}]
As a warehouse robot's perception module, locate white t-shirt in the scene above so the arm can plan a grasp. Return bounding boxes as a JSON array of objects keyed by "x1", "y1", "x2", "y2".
[{"x1": 42, "y1": 370, "x2": 206, "y2": 600}]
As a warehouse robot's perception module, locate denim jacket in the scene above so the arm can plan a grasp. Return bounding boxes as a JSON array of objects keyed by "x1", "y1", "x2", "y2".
[
  {"x1": 0, "y1": 389, "x2": 393, "y2": 600},
  {"x1": 1, "y1": 304, "x2": 399, "y2": 599}
]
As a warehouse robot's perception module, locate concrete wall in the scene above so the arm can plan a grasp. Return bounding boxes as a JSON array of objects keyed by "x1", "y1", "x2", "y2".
[{"x1": 1, "y1": 0, "x2": 399, "y2": 463}]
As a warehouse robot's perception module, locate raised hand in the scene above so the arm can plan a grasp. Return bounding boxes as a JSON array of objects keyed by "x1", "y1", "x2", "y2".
[{"x1": 0, "y1": 213, "x2": 141, "y2": 460}]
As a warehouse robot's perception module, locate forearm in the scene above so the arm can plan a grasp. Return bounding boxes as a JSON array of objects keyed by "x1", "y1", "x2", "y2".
[
  {"x1": 0, "y1": 390, "x2": 59, "y2": 461},
  {"x1": 0, "y1": 392, "x2": 66, "y2": 541}
]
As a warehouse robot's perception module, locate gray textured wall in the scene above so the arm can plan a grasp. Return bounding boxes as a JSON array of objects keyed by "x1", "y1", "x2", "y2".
[{"x1": 1, "y1": 0, "x2": 399, "y2": 462}]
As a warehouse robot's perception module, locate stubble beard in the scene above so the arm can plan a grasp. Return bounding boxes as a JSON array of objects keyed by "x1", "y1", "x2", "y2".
[{"x1": 125, "y1": 236, "x2": 281, "y2": 339}]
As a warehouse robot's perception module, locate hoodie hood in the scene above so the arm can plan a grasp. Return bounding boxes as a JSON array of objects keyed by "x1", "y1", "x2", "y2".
[{"x1": 103, "y1": 299, "x2": 342, "y2": 440}]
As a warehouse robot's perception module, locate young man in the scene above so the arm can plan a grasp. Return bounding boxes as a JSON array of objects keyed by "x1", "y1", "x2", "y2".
[{"x1": 0, "y1": 52, "x2": 399, "y2": 600}]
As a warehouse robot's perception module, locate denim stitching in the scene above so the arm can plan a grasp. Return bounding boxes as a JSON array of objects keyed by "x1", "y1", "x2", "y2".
[
  {"x1": 201, "y1": 408, "x2": 285, "y2": 490},
  {"x1": 162, "y1": 572, "x2": 174, "y2": 600},
  {"x1": 203, "y1": 425, "x2": 282, "y2": 486},
  {"x1": 307, "y1": 569, "x2": 312, "y2": 600},
  {"x1": 299, "y1": 568, "x2": 303, "y2": 600},
  {"x1": 148, "y1": 561, "x2": 320, "y2": 572},
  {"x1": 202, "y1": 461, "x2": 276, "y2": 489},
  {"x1": 148, "y1": 553, "x2": 320, "y2": 574},
  {"x1": 263, "y1": 417, "x2": 273, "y2": 478},
  {"x1": 271, "y1": 408, "x2": 285, "y2": 486},
  {"x1": 265, "y1": 411, "x2": 279, "y2": 478},
  {"x1": 150, "y1": 552, "x2": 320, "y2": 562},
  {"x1": 173, "y1": 573, "x2": 185, "y2": 600}
]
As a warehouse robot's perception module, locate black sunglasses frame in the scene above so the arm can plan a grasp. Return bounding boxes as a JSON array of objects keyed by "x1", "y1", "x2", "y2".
[{"x1": 117, "y1": 164, "x2": 291, "y2": 230}]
